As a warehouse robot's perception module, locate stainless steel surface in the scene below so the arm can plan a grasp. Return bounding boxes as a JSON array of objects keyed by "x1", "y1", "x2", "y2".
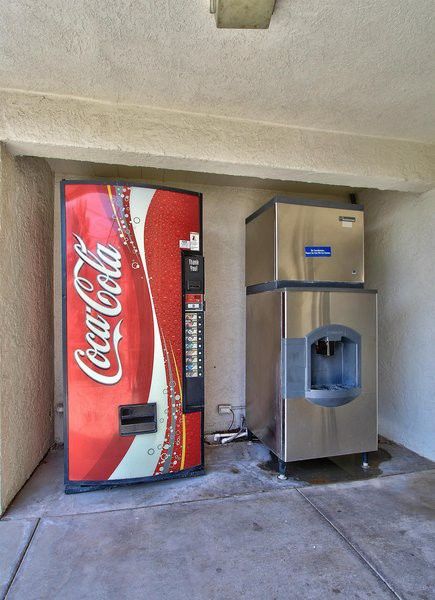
[
  {"x1": 282, "y1": 289, "x2": 377, "y2": 462},
  {"x1": 246, "y1": 291, "x2": 283, "y2": 457},
  {"x1": 245, "y1": 201, "x2": 364, "y2": 286},
  {"x1": 282, "y1": 288, "x2": 375, "y2": 337},
  {"x1": 246, "y1": 289, "x2": 378, "y2": 462},
  {"x1": 245, "y1": 204, "x2": 275, "y2": 287},
  {"x1": 276, "y1": 203, "x2": 364, "y2": 285}
]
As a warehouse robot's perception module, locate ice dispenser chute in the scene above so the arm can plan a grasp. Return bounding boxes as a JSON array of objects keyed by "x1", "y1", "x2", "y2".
[
  {"x1": 281, "y1": 324, "x2": 361, "y2": 408},
  {"x1": 305, "y1": 325, "x2": 361, "y2": 407}
]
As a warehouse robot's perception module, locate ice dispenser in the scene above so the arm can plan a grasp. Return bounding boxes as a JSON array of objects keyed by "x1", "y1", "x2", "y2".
[
  {"x1": 245, "y1": 196, "x2": 378, "y2": 474},
  {"x1": 306, "y1": 325, "x2": 361, "y2": 407}
]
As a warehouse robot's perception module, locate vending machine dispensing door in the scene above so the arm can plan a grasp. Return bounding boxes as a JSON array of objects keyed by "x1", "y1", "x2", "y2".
[{"x1": 62, "y1": 181, "x2": 205, "y2": 493}]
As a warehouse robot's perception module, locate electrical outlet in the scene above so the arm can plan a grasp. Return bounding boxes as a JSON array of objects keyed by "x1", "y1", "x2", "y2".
[{"x1": 218, "y1": 404, "x2": 233, "y2": 415}]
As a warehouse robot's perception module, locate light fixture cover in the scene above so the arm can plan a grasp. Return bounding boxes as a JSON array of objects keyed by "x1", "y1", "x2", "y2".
[{"x1": 211, "y1": 0, "x2": 276, "y2": 29}]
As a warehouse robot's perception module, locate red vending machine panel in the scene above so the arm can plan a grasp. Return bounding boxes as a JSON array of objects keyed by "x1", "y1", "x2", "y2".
[{"x1": 61, "y1": 181, "x2": 204, "y2": 492}]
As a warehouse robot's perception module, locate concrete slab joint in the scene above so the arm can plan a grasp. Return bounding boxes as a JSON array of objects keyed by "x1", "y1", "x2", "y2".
[{"x1": 1, "y1": 443, "x2": 434, "y2": 599}]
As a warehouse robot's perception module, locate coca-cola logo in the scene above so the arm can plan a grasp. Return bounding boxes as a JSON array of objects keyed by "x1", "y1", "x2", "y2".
[{"x1": 72, "y1": 234, "x2": 123, "y2": 385}]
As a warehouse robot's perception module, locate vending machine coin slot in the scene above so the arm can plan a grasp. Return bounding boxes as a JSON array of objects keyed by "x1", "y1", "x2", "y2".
[{"x1": 184, "y1": 255, "x2": 204, "y2": 294}]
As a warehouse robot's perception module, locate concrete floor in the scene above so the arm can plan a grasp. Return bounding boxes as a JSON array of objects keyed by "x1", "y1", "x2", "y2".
[{"x1": 1, "y1": 440, "x2": 434, "y2": 599}]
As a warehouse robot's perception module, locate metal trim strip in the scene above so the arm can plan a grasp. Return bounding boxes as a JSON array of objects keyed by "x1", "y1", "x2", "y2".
[{"x1": 247, "y1": 281, "x2": 368, "y2": 294}]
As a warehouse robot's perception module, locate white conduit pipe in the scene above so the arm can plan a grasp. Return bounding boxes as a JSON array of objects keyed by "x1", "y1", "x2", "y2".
[{"x1": 220, "y1": 429, "x2": 248, "y2": 445}]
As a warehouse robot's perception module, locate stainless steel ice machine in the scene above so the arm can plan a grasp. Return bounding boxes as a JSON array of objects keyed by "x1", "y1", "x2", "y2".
[{"x1": 245, "y1": 197, "x2": 378, "y2": 474}]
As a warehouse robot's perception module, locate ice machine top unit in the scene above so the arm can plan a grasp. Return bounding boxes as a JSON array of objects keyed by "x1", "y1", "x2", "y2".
[
  {"x1": 62, "y1": 181, "x2": 204, "y2": 492},
  {"x1": 245, "y1": 197, "x2": 364, "y2": 289}
]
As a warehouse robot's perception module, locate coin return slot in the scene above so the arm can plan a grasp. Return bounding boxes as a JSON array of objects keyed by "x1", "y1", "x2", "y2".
[{"x1": 119, "y1": 403, "x2": 157, "y2": 436}]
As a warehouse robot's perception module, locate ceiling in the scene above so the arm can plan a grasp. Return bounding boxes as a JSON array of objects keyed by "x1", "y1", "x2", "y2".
[{"x1": 0, "y1": 0, "x2": 434, "y2": 143}]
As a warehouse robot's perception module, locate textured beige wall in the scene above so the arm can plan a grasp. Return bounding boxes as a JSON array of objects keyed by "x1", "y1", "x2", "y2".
[
  {"x1": 362, "y1": 189, "x2": 435, "y2": 460},
  {"x1": 53, "y1": 165, "x2": 349, "y2": 438},
  {"x1": 1, "y1": 1, "x2": 434, "y2": 143},
  {"x1": 0, "y1": 146, "x2": 54, "y2": 513},
  {"x1": 2, "y1": 89, "x2": 434, "y2": 193}
]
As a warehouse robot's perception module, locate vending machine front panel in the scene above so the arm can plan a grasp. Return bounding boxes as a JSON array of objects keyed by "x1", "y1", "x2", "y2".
[{"x1": 62, "y1": 181, "x2": 204, "y2": 491}]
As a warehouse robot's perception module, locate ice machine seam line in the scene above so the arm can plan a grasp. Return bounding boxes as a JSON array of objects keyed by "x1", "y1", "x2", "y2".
[
  {"x1": 295, "y1": 488, "x2": 403, "y2": 600},
  {"x1": 4, "y1": 518, "x2": 41, "y2": 599}
]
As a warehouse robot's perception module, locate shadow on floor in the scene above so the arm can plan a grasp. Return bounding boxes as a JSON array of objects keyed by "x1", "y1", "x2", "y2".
[
  {"x1": 3, "y1": 437, "x2": 434, "y2": 520},
  {"x1": 1, "y1": 439, "x2": 434, "y2": 599},
  {"x1": 257, "y1": 445, "x2": 392, "y2": 484}
]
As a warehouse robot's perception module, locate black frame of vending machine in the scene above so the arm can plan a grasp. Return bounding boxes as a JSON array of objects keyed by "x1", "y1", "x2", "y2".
[
  {"x1": 61, "y1": 179, "x2": 205, "y2": 493},
  {"x1": 181, "y1": 250, "x2": 206, "y2": 413}
]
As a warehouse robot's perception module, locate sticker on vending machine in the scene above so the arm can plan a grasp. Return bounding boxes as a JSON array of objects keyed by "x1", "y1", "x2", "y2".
[
  {"x1": 179, "y1": 240, "x2": 191, "y2": 249},
  {"x1": 190, "y1": 232, "x2": 200, "y2": 251}
]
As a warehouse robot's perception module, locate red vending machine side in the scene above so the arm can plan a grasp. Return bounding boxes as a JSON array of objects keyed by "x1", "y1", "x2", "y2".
[{"x1": 61, "y1": 181, "x2": 204, "y2": 492}]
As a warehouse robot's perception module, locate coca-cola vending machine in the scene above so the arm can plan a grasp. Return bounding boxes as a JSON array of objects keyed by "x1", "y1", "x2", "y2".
[{"x1": 61, "y1": 181, "x2": 204, "y2": 492}]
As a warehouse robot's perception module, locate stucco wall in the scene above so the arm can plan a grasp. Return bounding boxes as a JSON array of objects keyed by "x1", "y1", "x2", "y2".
[
  {"x1": 362, "y1": 189, "x2": 435, "y2": 460},
  {"x1": 2, "y1": 89, "x2": 434, "y2": 193},
  {"x1": 0, "y1": 146, "x2": 54, "y2": 513},
  {"x1": 53, "y1": 165, "x2": 349, "y2": 439}
]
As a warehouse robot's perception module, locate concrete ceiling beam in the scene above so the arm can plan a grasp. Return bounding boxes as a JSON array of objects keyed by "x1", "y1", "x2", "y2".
[{"x1": 0, "y1": 89, "x2": 434, "y2": 193}]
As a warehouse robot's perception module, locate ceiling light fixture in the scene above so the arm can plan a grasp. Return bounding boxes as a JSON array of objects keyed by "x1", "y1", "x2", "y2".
[{"x1": 210, "y1": 0, "x2": 276, "y2": 29}]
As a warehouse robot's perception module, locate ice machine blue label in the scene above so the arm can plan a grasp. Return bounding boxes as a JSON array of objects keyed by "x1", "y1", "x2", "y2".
[{"x1": 304, "y1": 246, "x2": 332, "y2": 257}]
